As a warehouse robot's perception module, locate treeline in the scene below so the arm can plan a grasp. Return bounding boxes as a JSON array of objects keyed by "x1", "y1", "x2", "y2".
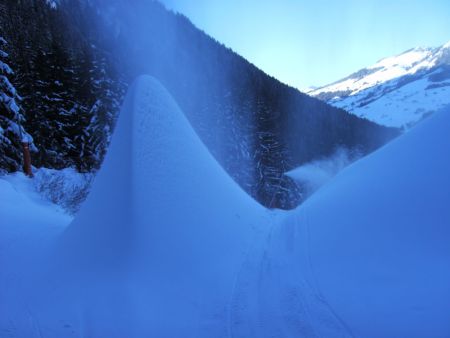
[
  {"x1": 94, "y1": 0, "x2": 398, "y2": 208},
  {"x1": 0, "y1": 0, "x2": 399, "y2": 209},
  {"x1": 0, "y1": 0, "x2": 126, "y2": 172}
]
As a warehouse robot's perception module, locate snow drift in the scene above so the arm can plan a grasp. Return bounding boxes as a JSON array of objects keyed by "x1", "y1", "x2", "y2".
[
  {"x1": 64, "y1": 75, "x2": 271, "y2": 273},
  {"x1": 3, "y1": 75, "x2": 347, "y2": 338},
  {"x1": 16, "y1": 75, "x2": 269, "y2": 337},
  {"x1": 1, "y1": 76, "x2": 449, "y2": 338},
  {"x1": 54, "y1": 75, "x2": 348, "y2": 337},
  {"x1": 272, "y1": 106, "x2": 450, "y2": 337}
]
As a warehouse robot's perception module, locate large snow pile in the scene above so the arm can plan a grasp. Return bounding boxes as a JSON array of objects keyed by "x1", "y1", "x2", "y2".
[
  {"x1": 273, "y1": 105, "x2": 450, "y2": 337},
  {"x1": 59, "y1": 75, "x2": 349, "y2": 337},
  {"x1": 1, "y1": 76, "x2": 449, "y2": 337},
  {"x1": 309, "y1": 41, "x2": 450, "y2": 128},
  {"x1": 0, "y1": 76, "x2": 349, "y2": 337}
]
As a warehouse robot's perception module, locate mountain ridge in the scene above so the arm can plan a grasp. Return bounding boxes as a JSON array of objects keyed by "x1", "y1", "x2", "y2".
[
  {"x1": 0, "y1": 0, "x2": 398, "y2": 209},
  {"x1": 309, "y1": 41, "x2": 450, "y2": 128}
]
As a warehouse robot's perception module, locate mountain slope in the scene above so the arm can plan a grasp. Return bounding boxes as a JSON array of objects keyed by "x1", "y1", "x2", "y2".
[
  {"x1": 272, "y1": 104, "x2": 450, "y2": 337},
  {"x1": 309, "y1": 41, "x2": 450, "y2": 128},
  {"x1": 1, "y1": 0, "x2": 399, "y2": 209},
  {"x1": 88, "y1": 0, "x2": 398, "y2": 209},
  {"x1": 0, "y1": 1, "x2": 126, "y2": 172}
]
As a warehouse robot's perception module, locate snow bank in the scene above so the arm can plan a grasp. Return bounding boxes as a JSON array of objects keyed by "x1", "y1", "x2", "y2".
[
  {"x1": 0, "y1": 173, "x2": 71, "y2": 338},
  {"x1": 31, "y1": 75, "x2": 281, "y2": 337},
  {"x1": 3, "y1": 76, "x2": 449, "y2": 338},
  {"x1": 0, "y1": 172, "x2": 71, "y2": 228},
  {"x1": 273, "y1": 106, "x2": 450, "y2": 337},
  {"x1": 52, "y1": 75, "x2": 351, "y2": 337}
]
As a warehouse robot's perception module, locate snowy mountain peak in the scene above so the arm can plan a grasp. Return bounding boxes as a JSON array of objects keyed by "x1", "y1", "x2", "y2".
[
  {"x1": 309, "y1": 40, "x2": 450, "y2": 128},
  {"x1": 370, "y1": 47, "x2": 433, "y2": 70}
]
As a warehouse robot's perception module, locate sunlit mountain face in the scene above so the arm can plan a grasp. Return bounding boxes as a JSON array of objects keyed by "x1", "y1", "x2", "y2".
[
  {"x1": 0, "y1": 0, "x2": 397, "y2": 210},
  {"x1": 309, "y1": 41, "x2": 450, "y2": 128}
]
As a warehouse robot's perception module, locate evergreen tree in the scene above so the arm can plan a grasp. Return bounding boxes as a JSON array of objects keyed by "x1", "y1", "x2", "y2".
[
  {"x1": 0, "y1": 0, "x2": 398, "y2": 210},
  {"x1": 0, "y1": 36, "x2": 34, "y2": 173},
  {"x1": 80, "y1": 46, "x2": 126, "y2": 171}
]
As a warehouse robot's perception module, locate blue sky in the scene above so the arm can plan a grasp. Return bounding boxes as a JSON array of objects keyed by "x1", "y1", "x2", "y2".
[{"x1": 160, "y1": 0, "x2": 450, "y2": 89}]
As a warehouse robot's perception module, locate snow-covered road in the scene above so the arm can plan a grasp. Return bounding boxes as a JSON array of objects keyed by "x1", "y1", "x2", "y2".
[{"x1": 229, "y1": 212, "x2": 352, "y2": 338}]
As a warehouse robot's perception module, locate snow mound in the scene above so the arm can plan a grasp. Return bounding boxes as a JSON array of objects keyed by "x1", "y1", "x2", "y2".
[
  {"x1": 4, "y1": 76, "x2": 448, "y2": 338},
  {"x1": 67, "y1": 75, "x2": 268, "y2": 262},
  {"x1": 24, "y1": 75, "x2": 348, "y2": 337},
  {"x1": 21, "y1": 75, "x2": 268, "y2": 337},
  {"x1": 273, "y1": 105, "x2": 450, "y2": 337}
]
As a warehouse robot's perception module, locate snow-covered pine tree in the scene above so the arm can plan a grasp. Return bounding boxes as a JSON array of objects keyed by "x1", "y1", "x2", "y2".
[
  {"x1": 75, "y1": 44, "x2": 127, "y2": 172},
  {"x1": 252, "y1": 97, "x2": 301, "y2": 209},
  {"x1": 0, "y1": 0, "x2": 398, "y2": 209},
  {"x1": 0, "y1": 36, "x2": 35, "y2": 173},
  {"x1": 45, "y1": 0, "x2": 59, "y2": 9},
  {"x1": 29, "y1": 39, "x2": 78, "y2": 169},
  {"x1": 0, "y1": 0, "x2": 126, "y2": 174}
]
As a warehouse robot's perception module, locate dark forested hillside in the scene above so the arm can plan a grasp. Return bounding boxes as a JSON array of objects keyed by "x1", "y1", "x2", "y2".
[
  {"x1": 0, "y1": 0, "x2": 399, "y2": 209},
  {"x1": 0, "y1": 0, "x2": 126, "y2": 172}
]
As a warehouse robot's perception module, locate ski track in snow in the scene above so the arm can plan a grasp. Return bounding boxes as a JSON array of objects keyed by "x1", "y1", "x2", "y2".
[{"x1": 228, "y1": 210, "x2": 352, "y2": 338}]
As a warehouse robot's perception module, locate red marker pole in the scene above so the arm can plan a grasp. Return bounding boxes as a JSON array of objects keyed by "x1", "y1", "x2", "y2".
[{"x1": 22, "y1": 142, "x2": 33, "y2": 178}]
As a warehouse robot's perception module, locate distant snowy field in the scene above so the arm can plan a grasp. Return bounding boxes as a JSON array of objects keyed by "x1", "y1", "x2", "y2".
[
  {"x1": 1, "y1": 76, "x2": 449, "y2": 338},
  {"x1": 309, "y1": 41, "x2": 450, "y2": 128}
]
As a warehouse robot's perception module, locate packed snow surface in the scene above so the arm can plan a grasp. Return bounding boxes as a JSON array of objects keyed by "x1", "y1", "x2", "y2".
[
  {"x1": 0, "y1": 173, "x2": 71, "y2": 338},
  {"x1": 1, "y1": 76, "x2": 449, "y2": 337},
  {"x1": 0, "y1": 172, "x2": 71, "y2": 229},
  {"x1": 277, "y1": 105, "x2": 450, "y2": 337}
]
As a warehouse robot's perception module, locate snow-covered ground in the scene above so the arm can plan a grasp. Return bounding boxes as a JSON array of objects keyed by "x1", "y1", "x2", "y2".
[
  {"x1": 0, "y1": 171, "x2": 71, "y2": 228},
  {"x1": 309, "y1": 41, "x2": 450, "y2": 128},
  {"x1": 269, "y1": 105, "x2": 450, "y2": 337},
  {"x1": 0, "y1": 173, "x2": 71, "y2": 338},
  {"x1": 1, "y1": 76, "x2": 449, "y2": 337},
  {"x1": 33, "y1": 167, "x2": 93, "y2": 214}
]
